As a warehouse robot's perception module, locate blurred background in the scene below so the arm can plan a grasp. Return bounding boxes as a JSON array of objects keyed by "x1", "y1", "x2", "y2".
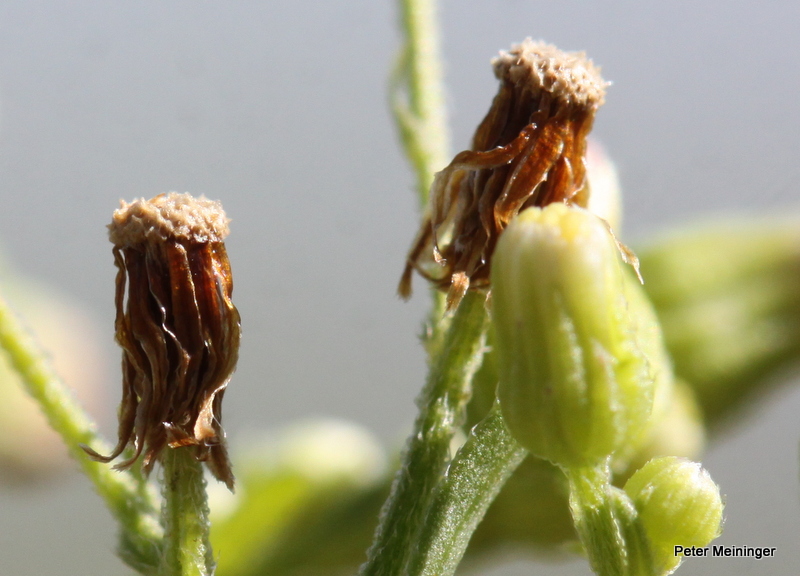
[{"x1": 0, "y1": 1, "x2": 798, "y2": 574}]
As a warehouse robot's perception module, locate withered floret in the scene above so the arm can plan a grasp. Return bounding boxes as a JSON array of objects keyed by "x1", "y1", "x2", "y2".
[
  {"x1": 399, "y1": 39, "x2": 608, "y2": 310},
  {"x1": 84, "y1": 192, "x2": 240, "y2": 489}
]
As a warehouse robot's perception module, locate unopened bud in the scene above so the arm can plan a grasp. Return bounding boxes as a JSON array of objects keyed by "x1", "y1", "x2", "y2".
[
  {"x1": 84, "y1": 192, "x2": 240, "y2": 489},
  {"x1": 624, "y1": 457, "x2": 723, "y2": 573},
  {"x1": 400, "y1": 40, "x2": 608, "y2": 310},
  {"x1": 492, "y1": 203, "x2": 654, "y2": 468}
]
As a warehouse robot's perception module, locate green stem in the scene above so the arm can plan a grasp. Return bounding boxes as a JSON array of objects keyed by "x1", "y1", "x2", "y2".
[
  {"x1": 391, "y1": 0, "x2": 451, "y2": 408},
  {"x1": 360, "y1": 292, "x2": 489, "y2": 576},
  {"x1": 376, "y1": 2, "x2": 496, "y2": 574},
  {"x1": 405, "y1": 405, "x2": 528, "y2": 576},
  {"x1": 391, "y1": 0, "x2": 449, "y2": 207},
  {"x1": 0, "y1": 292, "x2": 162, "y2": 573},
  {"x1": 566, "y1": 463, "x2": 645, "y2": 576},
  {"x1": 159, "y1": 448, "x2": 214, "y2": 576}
]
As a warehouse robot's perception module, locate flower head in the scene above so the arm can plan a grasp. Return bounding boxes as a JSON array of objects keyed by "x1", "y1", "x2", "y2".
[
  {"x1": 400, "y1": 39, "x2": 608, "y2": 310},
  {"x1": 84, "y1": 192, "x2": 240, "y2": 489}
]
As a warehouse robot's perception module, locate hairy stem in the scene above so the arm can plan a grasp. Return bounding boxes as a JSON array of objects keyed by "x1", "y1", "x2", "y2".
[
  {"x1": 405, "y1": 405, "x2": 528, "y2": 576},
  {"x1": 391, "y1": 0, "x2": 451, "y2": 389},
  {"x1": 391, "y1": 0, "x2": 449, "y2": 207},
  {"x1": 0, "y1": 291, "x2": 162, "y2": 572},
  {"x1": 566, "y1": 463, "x2": 635, "y2": 576},
  {"x1": 372, "y1": 2, "x2": 499, "y2": 575},
  {"x1": 360, "y1": 292, "x2": 489, "y2": 576},
  {"x1": 160, "y1": 448, "x2": 214, "y2": 576}
]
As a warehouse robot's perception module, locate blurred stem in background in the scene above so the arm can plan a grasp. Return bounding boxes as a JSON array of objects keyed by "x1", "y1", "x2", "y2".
[
  {"x1": 390, "y1": 0, "x2": 450, "y2": 333},
  {"x1": 0, "y1": 292, "x2": 163, "y2": 573},
  {"x1": 390, "y1": 0, "x2": 449, "y2": 207}
]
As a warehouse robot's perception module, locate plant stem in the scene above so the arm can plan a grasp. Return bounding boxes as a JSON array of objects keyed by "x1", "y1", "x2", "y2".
[
  {"x1": 360, "y1": 291, "x2": 489, "y2": 576},
  {"x1": 160, "y1": 447, "x2": 214, "y2": 576},
  {"x1": 391, "y1": 0, "x2": 449, "y2": 207},
  {"x1": 0, "y1": 292, "x2": 162, "y2": 572},
  {"x1": 391, "y1": 0, "x2": 451, "y2": 346},
  {"x1": 378, "y1": 2, "x2": 502, "y2": 575},
  {"x1": 405, "y1": 405, "x2": 528, "y2": 576},
  {"x1": 566, "y1": 463, "x2": 633, "y2": 576},
  {"x1": 391, "y1": 0, "x2": 450, "y2": 377}
]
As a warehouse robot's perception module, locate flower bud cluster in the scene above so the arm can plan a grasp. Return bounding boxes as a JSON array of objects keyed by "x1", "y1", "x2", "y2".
[
  {"x1": 392, "y1": 37, "x2": 727, "y2": 574},
  {"x1": 487, "y1": 202, "x2": 723, "y2": 572}
]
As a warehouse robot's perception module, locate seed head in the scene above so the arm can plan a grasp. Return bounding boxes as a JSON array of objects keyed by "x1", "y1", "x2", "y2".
[
  {"x1": 84, "y1": 192, "x2": 240, "y2": 489},
  {"x1": 400, "y1": 39, "x2": 608, "y2": 310}
]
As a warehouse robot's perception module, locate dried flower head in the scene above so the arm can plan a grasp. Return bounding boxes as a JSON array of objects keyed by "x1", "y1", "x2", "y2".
[
  {"x1": 399, "y1": 39, "x2": 608, "y2": 310},
  {"x1": 84, "y1": 192, "x2": 240, "y2": 489}
]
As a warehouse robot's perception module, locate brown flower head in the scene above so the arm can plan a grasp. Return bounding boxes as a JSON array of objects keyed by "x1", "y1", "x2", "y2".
[
  {"x1": 84, "y1": 192, "x2": 241, "y2": 489},
  {"x1": 399, "y1": 39, "x2": 608, "y2": 310}
]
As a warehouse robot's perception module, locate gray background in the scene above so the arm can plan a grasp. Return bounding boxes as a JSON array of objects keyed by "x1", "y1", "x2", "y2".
[{"x1": 0, "y1": 1, "x2": 798, "y2": 574}]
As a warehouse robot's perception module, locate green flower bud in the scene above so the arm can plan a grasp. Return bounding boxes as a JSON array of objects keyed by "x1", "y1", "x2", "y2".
[
  {"x1": 492, "y1": 203, "x2": 655, "y2": 468},
  {"x1": 624, "y1": 457, "x2": 724, "y2": 573},
  {"x1": 608, "y1": 251, "x2": 678, "y2": 470}
]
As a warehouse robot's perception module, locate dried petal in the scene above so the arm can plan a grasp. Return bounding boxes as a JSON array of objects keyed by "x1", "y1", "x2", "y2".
[
  {"x1": 84, "y1": 192, "x2": 240, "y2": 489},
  {"x1": 400, "y1": 40, "x2": 608, "y2": 310}
]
